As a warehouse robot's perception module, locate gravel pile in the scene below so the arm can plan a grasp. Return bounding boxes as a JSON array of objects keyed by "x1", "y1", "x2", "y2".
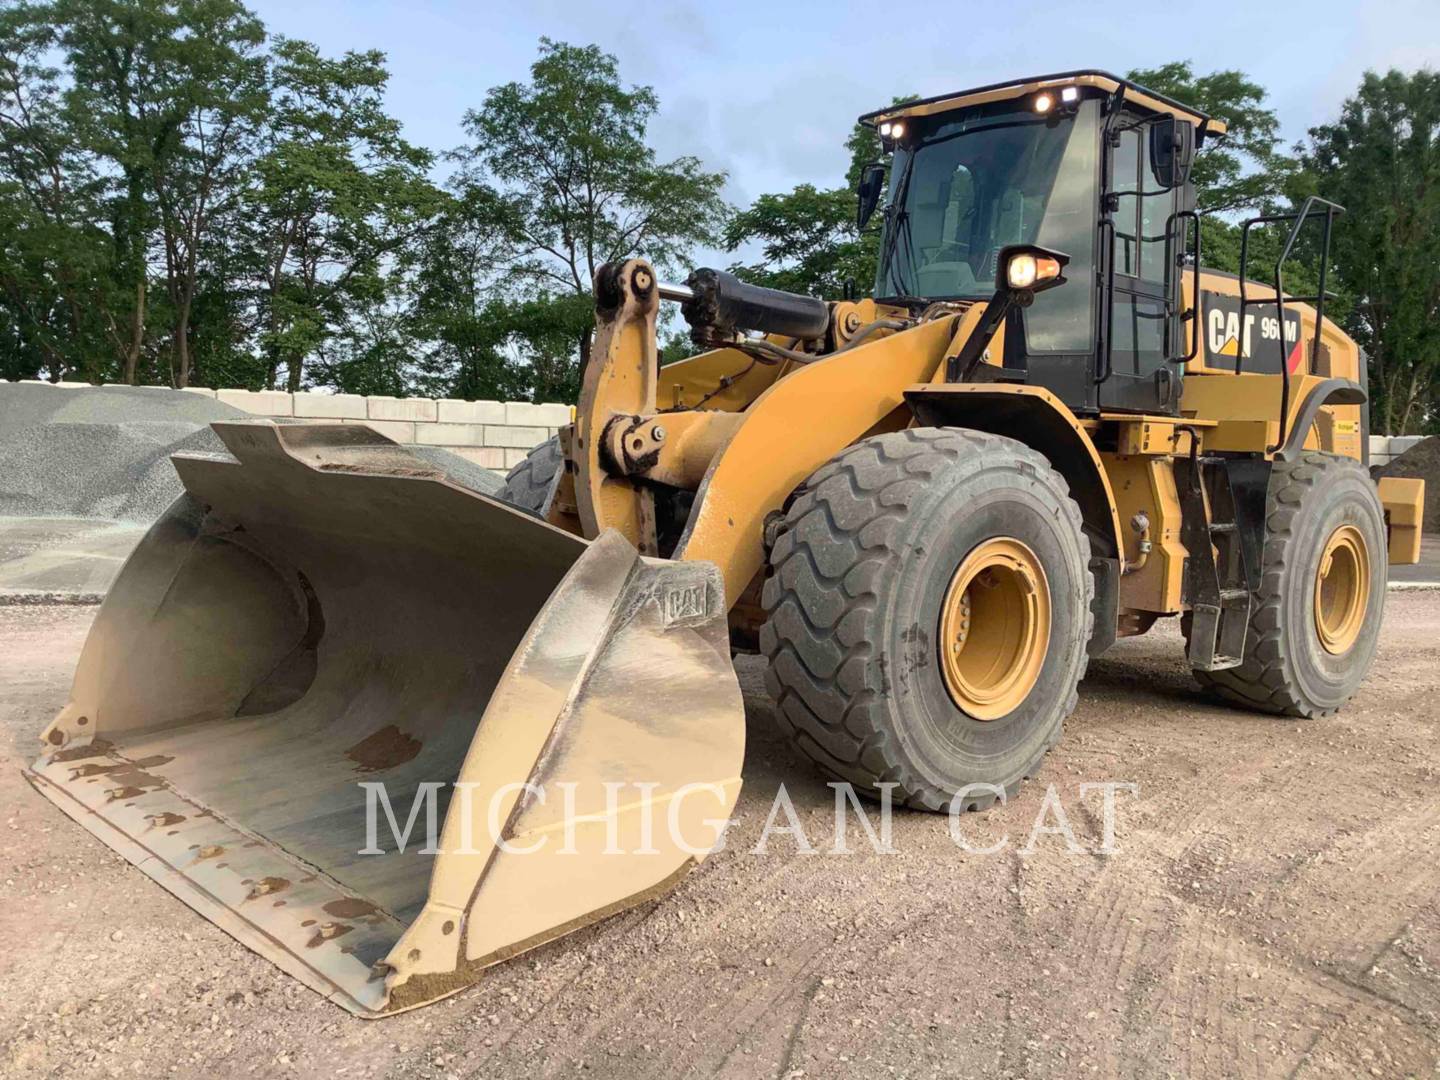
[
  {"x1": 404, "y1": 445, "x2": 504, "y2": 497},
  {"x1": 0, "y1": 384, "x2": 243, "y2": 522},
  {"x1": 0, "y1": 383, "x2": 500, "y2": 525}
]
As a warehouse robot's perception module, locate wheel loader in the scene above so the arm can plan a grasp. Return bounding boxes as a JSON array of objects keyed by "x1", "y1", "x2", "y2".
[{"x1": 28, "y1": 70, "x2": 1426, "y2": 1016}]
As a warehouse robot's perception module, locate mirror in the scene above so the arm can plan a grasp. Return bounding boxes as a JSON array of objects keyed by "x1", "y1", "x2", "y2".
[
  {"x1": 1148, "y1": 117, "x2": 1195, "y2": 189},
  {"x1": 856, "y1": 163, "x2": 886, "y2": 229}
]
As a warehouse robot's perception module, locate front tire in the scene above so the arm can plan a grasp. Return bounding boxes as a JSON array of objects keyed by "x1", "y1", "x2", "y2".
[
  {"x1": 499, "y1": 435, "x2": 562, "y2": 515},
  {"x1": 760, "y1": 428, "x2": 1093, "y2": 811},
  {"x1": 1194, "y1": 451, "x2": 1386, "y2": 717}
]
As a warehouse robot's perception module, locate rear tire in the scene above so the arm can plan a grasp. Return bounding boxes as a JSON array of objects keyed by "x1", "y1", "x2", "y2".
[
  {"x1": 500, "y1": 435, "x2": 562, "y2": 515},
  {"x1": 1192, "y1": 451, "x2": 1386, "y2": 717},
  {"x1": 760, "y1": 428, "x2": 1093, "y2": 811}
]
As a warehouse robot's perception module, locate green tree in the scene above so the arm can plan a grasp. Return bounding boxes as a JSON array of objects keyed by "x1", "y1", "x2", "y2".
[
  {"x1": 724, "y1": 98, "x2": 912, "y2": 299},
  {"x1": 245, "y1": 38, "x2": 440, "y2": 392},
  {"x1": 55, "y1": 0, "x2": 270, "y2": 383},
  {"x1": 4, "y1": 21, "x2": 738, "y2": 400},
  {"x1": 311, "y1": 290, "x2": 417, "y2": 397},
  {"x1": 405, "y1": 185, "x2": 530, "y2": 402},
  {"x1": 1300, "y1": 70, "x2": 1440, "y2": 434},
  {"x1": 722, "y1": 183, "x2": 870, "y2": 298},
  {"x1": 408, "y1": 204, "x2": 596, "y2": 403},
  {"x1": 0, "y1": 5, "x2": 117, "y2": 381},
  {"x1": 149, "y1": 5, "x2": 267, "y2": 386},
  {"x1": 445, "y1": 38, "x2": 727, "y2": 397},
  {"x1": 1127, "y1": 61, "x2": 1288, "y2": 217}
]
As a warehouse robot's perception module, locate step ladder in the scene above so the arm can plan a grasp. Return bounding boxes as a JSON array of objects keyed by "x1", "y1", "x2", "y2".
[{"x1": 1178, "y1": 454, "x2": 1253, "y2": 672}]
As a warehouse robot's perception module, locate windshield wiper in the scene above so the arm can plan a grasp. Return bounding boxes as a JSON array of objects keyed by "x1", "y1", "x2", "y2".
[
  {"x1": 884, "y1": 211, "x2": 917, "y2": 298},
  {"x1": 878, "y1": 150, "x2": 918, "y2": 299}
]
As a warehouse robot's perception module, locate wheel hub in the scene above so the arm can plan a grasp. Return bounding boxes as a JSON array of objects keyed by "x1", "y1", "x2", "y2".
[
  {"x1": 938, "y1": 538, "x2": 1052, "y2": 720},
  {"x1": 1314, "y1": 524, "x2": 1369, "y2": 655}
]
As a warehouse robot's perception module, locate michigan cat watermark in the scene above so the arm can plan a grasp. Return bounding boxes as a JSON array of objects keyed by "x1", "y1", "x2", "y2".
[{"x1": 357, "y1": 780, "x2": 1138, "y2": 857}]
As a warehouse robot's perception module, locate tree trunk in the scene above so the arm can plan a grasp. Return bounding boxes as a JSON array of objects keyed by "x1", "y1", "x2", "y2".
[
  {"x1": 118, "y1": 168, "x2": 149, "y2": 385},
  {"x1": 1384, "y1": 365, "x2": 1405, "y2": 437},
  {"x1": 123, "y1": 277, "x2": 146, "y2": 385},
  {"x1": 1397, "y1": 371, "x2": 1423, "y2": 435},
  {"x1": 264, "y1": 316, "x2": 282, "y2": 390},
  {"x1": 173, "y1": 300, "x2": 192, "y2": 388},
  {"x1": 43, "y1": 343, "x2": 63, "y2": 384}
]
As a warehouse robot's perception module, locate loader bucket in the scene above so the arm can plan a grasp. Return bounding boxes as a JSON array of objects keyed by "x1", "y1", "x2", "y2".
[{"x1": 27, "y1": 421, "x2": 744, "y2": 1016}]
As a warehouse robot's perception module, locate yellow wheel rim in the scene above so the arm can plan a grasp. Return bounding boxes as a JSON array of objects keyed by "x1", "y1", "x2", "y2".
[
  {"x1": 938, "y1": 538, "x2": 1051, "y2": 720},
  {"x1": 1314, "y1": 524, "x2": 1369, "y2": 655}
]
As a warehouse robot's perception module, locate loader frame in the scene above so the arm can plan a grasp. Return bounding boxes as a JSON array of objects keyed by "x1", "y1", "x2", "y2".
[
  {"x1": 547, "y1": 252, "x2": 1416, "y2": 652},
  {"x1": 548, "y1": 71, "x2": 1419, "y2": 649}
]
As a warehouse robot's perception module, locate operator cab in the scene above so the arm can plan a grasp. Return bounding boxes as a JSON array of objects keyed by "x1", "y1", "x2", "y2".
[{"x1": 860, "y1": 71, "x2": 1223, "y2": 417}]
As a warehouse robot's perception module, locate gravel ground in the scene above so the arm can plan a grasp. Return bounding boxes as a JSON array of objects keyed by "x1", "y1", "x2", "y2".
[
  {"x1": 2, "y1": 599, "x2": 1438, "y2": 1079},
  {"x1": 0, "y1": 518, "x2": 150, "y2": 603},
  {"x1": 1389, "y1": 534, "x2": 1440, "y2": 587}
]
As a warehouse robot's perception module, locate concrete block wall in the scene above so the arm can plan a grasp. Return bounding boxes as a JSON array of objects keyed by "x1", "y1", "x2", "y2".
[
  {"x1": 181, "y1": 387, "x2": 571, "y2": 474},
  {"x1": 12, "y1": 378, "x2": 1429, "y2": 474},
  {"x1": 1369, "y1": 435, "x2": 1429, "y2": 469},
  {"x1": 12, "y1": 379, "x2": 569, "y2": 475}
]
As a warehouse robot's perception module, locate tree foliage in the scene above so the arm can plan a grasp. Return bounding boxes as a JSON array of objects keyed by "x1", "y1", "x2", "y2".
[
  {"x1": 722, "y1": 183, "x2": 870, "y2": 298},
  {"x1": 1127, "y1": 61, "x2": 1289, "y2": 216},
  {"x1": 1300, "y1": 70, "x2": 1440, "y2": 434},
  {"x1": 1, "y1": 18, "x2": 1437, "y2": 434},
  {"x1": 246, "y1": 38, "x2": 439, "y2": 392},
  {"x1": 422, "y1": 39, "x2": 728, "y2": 399},
  {"x1": 0, "y1": 4, "x2": 118, "y2": 381},
  {"x1": 724, "y1": 100, "x2": 912, "y2": 299},
  {"x1": 0, "y1": 21, "x2": 725, "y2": 401},
  {"x1": 461, "y1": 40, "x2": 727, "y2": 294},
  {"x1": 57, "y1": 0, "x2": 272, "y2": 386}
]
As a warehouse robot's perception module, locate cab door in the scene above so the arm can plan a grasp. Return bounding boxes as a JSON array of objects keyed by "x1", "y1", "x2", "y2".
[{"x1": 1098, "y1": 113, "x2": 1182, "y2": 414}]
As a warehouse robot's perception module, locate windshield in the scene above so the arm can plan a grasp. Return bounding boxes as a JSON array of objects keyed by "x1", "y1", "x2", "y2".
[{"x1": 875, "y1": 101, "x2": 1097, "y2": 303}]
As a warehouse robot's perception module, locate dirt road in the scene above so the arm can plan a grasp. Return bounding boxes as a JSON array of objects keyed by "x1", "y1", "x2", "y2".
[{"x1": 2, "y1": 597, "x2": 1438, "y2": 1078}]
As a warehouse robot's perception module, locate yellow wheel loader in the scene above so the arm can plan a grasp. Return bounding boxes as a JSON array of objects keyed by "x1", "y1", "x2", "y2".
[{"x1": 29, "y1": 70, "x2": 1426, "y2": 1015}]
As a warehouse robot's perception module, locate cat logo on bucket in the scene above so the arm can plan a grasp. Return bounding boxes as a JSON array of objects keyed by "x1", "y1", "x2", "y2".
[
  {"x1": 1203, "y1": 291, "x2": 1304, "y2": 373},
  {"x1": 662, "y1": 579, "x2": 709, "y2": 627}
]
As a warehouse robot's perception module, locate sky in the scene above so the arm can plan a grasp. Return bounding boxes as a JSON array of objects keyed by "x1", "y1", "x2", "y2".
[{"x1": 244, "y1": 0, "x2": 1440, "y2": 267}]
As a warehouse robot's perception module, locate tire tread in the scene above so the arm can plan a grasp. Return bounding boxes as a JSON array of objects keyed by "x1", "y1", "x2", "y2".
[
  {"x1": 1193, "y1": 450, "x2": 1378, "y2": 718},
  {"x1": 500, "y1": 435, "x2": 562, "y2": 514},
  {"x1": 760, "y1": 428, "x2": 1093, "y2": 811}
]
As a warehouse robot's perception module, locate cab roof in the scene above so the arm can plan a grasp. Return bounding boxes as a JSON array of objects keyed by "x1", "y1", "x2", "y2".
[{"x1": 859, "y1": 70, "x2": 1227, "y2": 140}]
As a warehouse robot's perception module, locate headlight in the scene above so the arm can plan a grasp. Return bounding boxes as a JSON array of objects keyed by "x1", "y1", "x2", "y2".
[
  {"x1": 1006, "y1": 252, "x2": 1061, "y2": 289},
  {"x1": 999, "y1": 246, "x2": 1069, "y2": 294},
  {"x1": 1008, "y1": 252, "x2": 1065, "y2": 289},
  {"x1": 1007, "y1": 253, "x2": 1039, "y2": 288}
]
